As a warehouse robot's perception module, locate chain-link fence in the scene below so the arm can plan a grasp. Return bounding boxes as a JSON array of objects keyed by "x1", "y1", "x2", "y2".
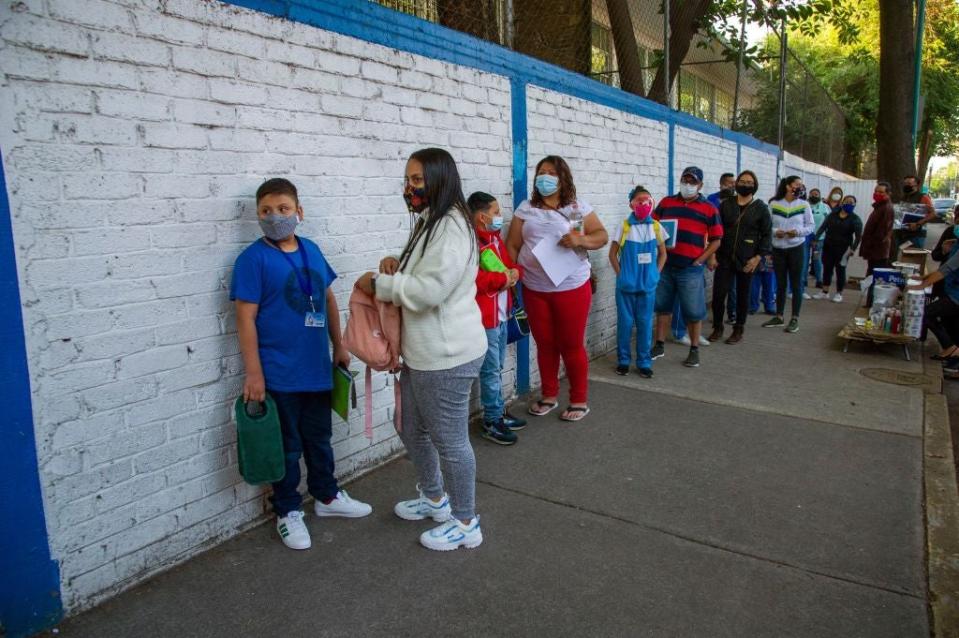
[{"x1": 371, "y1": 0, "x2": 854, "y2": 175}]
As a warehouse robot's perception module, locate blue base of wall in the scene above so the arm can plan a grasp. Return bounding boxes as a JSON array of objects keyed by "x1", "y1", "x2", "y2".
[{"x1": 0, "y1": 149, "x2": 63, "y2": 636}]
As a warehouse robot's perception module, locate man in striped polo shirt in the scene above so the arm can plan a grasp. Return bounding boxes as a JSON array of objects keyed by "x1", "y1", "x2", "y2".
[{"x1": 651, "y1": 166, "x2": 724, "y2": 368}]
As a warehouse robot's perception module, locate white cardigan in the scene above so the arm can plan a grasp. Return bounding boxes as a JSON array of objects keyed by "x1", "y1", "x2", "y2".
[{"x1": 375, "y1": 209, "x2": 486, "y2": 372}]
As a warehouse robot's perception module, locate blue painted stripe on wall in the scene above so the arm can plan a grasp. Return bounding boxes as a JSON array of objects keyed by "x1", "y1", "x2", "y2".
[
  {"x1": 509, "y1": 77, "x2": 530, "y2": 394},
  {"x1": 0, "y1": 151, "x2": 63, "y2": 636},
  {"x1": 226, "y1": 0, "x2": 780, "y2": 155}
]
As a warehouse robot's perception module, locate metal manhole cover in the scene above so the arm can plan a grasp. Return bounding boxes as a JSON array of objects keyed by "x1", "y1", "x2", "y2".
[{"x1": 860, "y1": 368, "x2": 936, "y2": 386}]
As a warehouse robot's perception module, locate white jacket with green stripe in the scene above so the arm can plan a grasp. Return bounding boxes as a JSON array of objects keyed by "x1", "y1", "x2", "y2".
[{"x1": 769, "y1": 198, "x2": 815, "y2": 250}]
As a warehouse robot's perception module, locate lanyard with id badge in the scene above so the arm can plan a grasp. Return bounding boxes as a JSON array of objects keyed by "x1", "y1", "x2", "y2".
[{"x1": 275, "y1": 237, "x2": 325, "y2": 329}]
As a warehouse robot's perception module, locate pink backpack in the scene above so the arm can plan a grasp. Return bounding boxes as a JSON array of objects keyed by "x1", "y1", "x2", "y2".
[{"x1": 342, "y1": 284, "x2": 402, "y2": 440}]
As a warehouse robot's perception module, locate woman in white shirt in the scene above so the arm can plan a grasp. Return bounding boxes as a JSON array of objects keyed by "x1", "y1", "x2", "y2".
[
  {"x1": 356, "y1": 148, "x2": 486, "y2": 552},
  {"x1": 764, "y1": 176, "x2": 815, "y2": 334},
  {"x1": 506, "y1": 156, "x2": 608, "y2": 422}
]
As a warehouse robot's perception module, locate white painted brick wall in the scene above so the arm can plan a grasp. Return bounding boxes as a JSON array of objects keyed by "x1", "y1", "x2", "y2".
[
  {"x1": 0, "y1": 0, "x2": 866, "y2": 617},
  {"x1": 527, "y1": 86, "x2": 669, "y2": 360},
  {"x1": 0, "y1": 0, "x2": 512, "y2": 612},
  {"x1": 674, "y1": 126, "x2": 738, "y2": 194}
]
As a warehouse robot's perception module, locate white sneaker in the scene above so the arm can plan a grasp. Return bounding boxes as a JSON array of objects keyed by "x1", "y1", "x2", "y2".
[
  {"x1": 803, "y1": 292, "x2": 812, "y2": 300},
  {"x1": 394, "y1": 486, "x2": 452, "y2": 522},
  {"x1": 697, "y1": 335, "x2": 710, "y2": 347},
  {"x1": 419, "y1": 516, "x2": 483, "y2": 551},
  {"x1": 314, "y1": 490, "x2": 372, "y2": 518},
  {"x1": 276, "y1": 511, "x2": 311, "y2": 550},
  {"x1": 676, "y1": 334, "x2": 692, "y2": 346},
  {"x1": 813, "y1": 291, "x2": 828, "y2": 300},
  {"x1": 832, "y1": 293, "x2": 843, "y2": 303}
]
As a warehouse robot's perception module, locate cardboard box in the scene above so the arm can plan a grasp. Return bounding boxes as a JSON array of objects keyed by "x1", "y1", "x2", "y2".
[{"x1": 898, "y1": 248, "x2": 931, "y2": 276}]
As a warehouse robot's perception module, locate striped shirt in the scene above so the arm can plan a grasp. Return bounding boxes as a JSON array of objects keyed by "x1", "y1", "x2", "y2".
[
  {"x1": 769, "y1": 198, "x2": 815, "y2": 249},
  {"x1": 653, "y1": 194, "x2": 723, "y2": 268}
]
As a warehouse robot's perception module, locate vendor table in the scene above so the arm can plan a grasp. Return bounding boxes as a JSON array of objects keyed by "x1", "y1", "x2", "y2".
[{"x1": 838, "y1": 307, "x2": 918, "y2": 361}]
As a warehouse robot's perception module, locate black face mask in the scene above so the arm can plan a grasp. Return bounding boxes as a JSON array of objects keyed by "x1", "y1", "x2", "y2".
[
  {"x1": 735, "y1": 184, "x2": 756, "y2": 197},
  {"x1": 809, "y1": 196, "x2": 821, "y2": 205},
  {"x1": 903, "y1": 185, "x2": 915, "y2": 194},
  {"x1": 721, "y1": 187, "x2": 736, "y2": 199}
]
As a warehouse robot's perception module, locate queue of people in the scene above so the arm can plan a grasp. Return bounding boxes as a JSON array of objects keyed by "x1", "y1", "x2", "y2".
[{"x1": 231, "y1": 146, "x2": 943, "y2": 554}]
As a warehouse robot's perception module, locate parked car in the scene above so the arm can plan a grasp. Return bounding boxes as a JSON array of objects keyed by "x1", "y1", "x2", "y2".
[{"x1": 933, "y1": 198, "x2": 956, "y2": 223}]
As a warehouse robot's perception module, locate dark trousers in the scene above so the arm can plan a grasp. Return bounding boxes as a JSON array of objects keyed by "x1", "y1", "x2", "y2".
[
  {"x1": 865, "y1": 259, "x2": 892, "y2": 307},
  {"x1": 712, "y1": 262, "x2": 753, "y2": 328},
  {"x1": 269, "y1": 390, "x2": 339, "y2": 517},
  {"x1": 925, "y1": 297, "x2": 959, "y2": 350},
  {"x1": 773, "y1": 245, "x2": 805, "y2": 317},
  {"x1": 820, "y1": 244, "x2": 848, "y2": 292}
]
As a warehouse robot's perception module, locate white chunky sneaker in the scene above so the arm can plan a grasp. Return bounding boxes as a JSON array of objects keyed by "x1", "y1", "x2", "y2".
[
  {"x1": 803, "y1": 292, "x2": 812, "y2": 300},
  {"x1": 832, "y1": 293, "x2": 843, "y2": 303},
  {"x1": 697, "y1": 335, "x2": 710, "y2": 347},
  {"x1": 394, "y1": 486, "x2": 452, "y2": 522},
  {"x1": 314, "y1": 490, "x2": 372, "y2": 518},
  {"x1": 277, "y1": 511, "x2": 311, "y2": 550},
  {"x1": 813, "y1": 291, "x2": 828, "y2": 300},
  {"x1": 676, "y1": 334, "x2": 692, "y2": 346},
  {"x1": 419, "y1": 517, "x2": 483, "y2": 551}
]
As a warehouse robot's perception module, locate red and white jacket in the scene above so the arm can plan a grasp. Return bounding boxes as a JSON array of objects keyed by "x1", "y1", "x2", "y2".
[{"x1": 474, "y1": 228, "x2": 523, "y2": 329}]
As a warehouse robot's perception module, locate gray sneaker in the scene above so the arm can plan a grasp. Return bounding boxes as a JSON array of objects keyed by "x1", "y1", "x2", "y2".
[
  {"x1": 683, "y1": 348, "x2": 700, "y2": 368},
  {"x1": 785, "y1": 317, "x2": 800, "y2": 333},
  {"x1": 762, "y1": 316, "x2": 785, "y2": 328}
]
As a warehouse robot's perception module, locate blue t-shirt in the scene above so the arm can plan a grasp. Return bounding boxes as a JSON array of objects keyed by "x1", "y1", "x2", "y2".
[{"x1": 230, "y1": 237, "x2": 337, "y2": 392}]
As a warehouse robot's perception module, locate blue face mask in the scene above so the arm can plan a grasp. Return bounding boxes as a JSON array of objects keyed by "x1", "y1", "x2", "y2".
[
  {"x1": 535, "y1": 174, "x2": 559, "y2": 197},
  {"x1": 841, "y1": 203, "x2": 855, "y2": 214},
  {"x1": 952, "y1": 225, "x2": 959, "y2": 239},
  {"x1": 488, "y1": 216, "x2": 504, "y2": 232},
  {"x1": 259, "y1": 213, "x2": 299, "y2": 241}
]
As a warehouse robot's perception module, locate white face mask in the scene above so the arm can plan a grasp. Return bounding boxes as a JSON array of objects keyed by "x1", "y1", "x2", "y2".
[{"x1": 679, "y1": 183, "x2": 700, "y2": 200}]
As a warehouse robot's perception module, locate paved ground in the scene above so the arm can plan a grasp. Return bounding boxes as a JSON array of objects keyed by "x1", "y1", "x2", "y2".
[{"x1": 46, "y1": 270, "x2": 931, "y2": 637}]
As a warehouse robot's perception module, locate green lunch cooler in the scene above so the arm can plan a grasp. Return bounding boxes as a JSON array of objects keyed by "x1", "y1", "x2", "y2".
[{"x1": 234, "y1": 394, "x2": 286, "y2": 485}]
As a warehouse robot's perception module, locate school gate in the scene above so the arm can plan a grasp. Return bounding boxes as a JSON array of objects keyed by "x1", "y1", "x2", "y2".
[{"x1": 0, "y1": 1, "x2": 868, "y2": 634}]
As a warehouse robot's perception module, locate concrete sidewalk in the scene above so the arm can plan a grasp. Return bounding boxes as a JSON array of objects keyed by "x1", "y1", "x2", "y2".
[{"x1": 46, "y1": 291, "x2": 929, "y2": 637}]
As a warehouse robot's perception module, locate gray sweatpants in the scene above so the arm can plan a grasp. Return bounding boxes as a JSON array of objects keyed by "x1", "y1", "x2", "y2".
[{"x1": 400, "y1": 356, "x2": 483, "y2": 521}]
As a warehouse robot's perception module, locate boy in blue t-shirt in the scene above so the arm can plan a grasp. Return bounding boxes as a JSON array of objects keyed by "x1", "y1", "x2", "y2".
[
  {"x1": 608, "y1": 186, "x2": 667, "y2": 378},
  {"x1": 230, "y1": 178, "x2": 372, "y2": 551}
]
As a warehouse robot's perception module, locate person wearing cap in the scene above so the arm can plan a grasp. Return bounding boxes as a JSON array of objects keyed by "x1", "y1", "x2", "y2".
[
  {"x1": 609, "y1": 186, "x2": 668, "y2": 378},
  {"x1": 651, "y1": 166, "x2": 723, "y2": 368}
]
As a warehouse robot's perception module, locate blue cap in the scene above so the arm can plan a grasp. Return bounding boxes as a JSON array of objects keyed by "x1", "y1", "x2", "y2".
[{"x1": 681, "y1": 166, "x2": 704, "y2": 183}]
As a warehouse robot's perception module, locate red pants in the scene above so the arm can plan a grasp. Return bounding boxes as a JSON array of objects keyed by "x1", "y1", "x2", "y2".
[{"x1": 523, "y1": 282, "x2": 592, "y2": 404}]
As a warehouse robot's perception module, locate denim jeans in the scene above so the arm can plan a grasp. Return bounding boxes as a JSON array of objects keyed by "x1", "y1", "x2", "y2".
[
  {"x1": 269, "y1": 390, "x2": 339, "y2": 517},
  {"x1": 480, "y1": 323, "x2": 508, "y2": 423},
  {"x1": 655, "y1": 264, "x2": 707, "y2": 322},
  {"x1": 750, "y1": 270, "x2": 777, "y2": 313},
  {"x1": 808, "y1": 237, "x2": 823, "y2": 286}
]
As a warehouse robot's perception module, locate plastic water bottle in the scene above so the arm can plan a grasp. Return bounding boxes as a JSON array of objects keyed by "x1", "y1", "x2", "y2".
[{"x1": 569, "y1": 208, "x2": 584, "y2": 236}]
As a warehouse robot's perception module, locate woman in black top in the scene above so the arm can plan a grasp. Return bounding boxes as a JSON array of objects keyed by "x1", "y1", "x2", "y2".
[
  {"x1": 813, "y1": 195, "x2": 863, "y2": 303},
  {"x1": 709, "y1": 170, "x2": 772, "y2": 344}
]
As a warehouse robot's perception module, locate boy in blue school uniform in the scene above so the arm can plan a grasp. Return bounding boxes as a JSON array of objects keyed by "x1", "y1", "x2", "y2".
[
  {"x1": 231, "y1": 178, "x2": 372, "y2": 551},
  {"x1": 608, "y1": 186, "x2": 668, "y2": 378}
]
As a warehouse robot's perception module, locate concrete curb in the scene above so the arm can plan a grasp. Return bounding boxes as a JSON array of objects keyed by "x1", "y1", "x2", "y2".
[{"x1": 923, "y1": 364, "x2": 959, "y2": 636}]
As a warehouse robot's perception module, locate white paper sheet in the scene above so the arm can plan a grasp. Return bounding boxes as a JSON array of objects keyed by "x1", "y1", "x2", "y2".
[{"x1": 531, "y1": 235, "x2": 584, "y2": 287}]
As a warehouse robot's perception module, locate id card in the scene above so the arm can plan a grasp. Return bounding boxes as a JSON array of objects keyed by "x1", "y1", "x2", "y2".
[
  {"x1": 304, "y1": 312, "x2": 326, "y2": 328},
  {"x1": 638, "y1": 253, "x2": 652, "y2": 265}
]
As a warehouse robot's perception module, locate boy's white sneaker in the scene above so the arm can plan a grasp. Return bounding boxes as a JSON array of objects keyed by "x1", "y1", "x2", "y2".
[
  {"x1": 813, "y1": 291, "x2": 828, "y2": 300},
  {"x1": 314, "y1": 490, "x2": 372, "y2": 518},
  {"x1": 697, "y1": 335, "x2": 710, "y2": 347},
  {"x1": 394, "y1": 486, "x2": 452, "y2": 522},
  {"x1": 676, "y1": 335, "x2": 692, "y2": 346},
  {"x1": 419, "y1": 516, "x2": 483, "y2": 551},
  {"x1": 277, "y1": 511, "x2": 311, "y2": 550},
  {"x1": 832, "y1": 293, "x2": 843, "y2": 303},
  {"x1": 802, "y1": 292, "x2": 812, "y2": 300}
]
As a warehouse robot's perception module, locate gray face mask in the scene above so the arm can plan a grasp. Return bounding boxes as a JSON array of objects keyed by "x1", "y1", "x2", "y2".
[{"x1": 259, "y1": 213, "x2": 299, "y2": 241}]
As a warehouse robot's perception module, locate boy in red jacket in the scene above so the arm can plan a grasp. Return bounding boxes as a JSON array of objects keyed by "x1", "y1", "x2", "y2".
[{"x1": 468, "y1": 192, "x2": 524, "y2": 445}]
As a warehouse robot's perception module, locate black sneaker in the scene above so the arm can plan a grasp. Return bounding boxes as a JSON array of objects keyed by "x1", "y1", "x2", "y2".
[
  {"x1": 651, "y1": 342, "x2": 665, "y2": 360},
  {"x1": 481, "y1": 420, "x2": 517, "y2": 446},
  {"x1": 785, "y1": 317, "x2": 800, "y2": 333},
  {"x1": 683, "y1": 348, "x2": 700, "y2": 368},
  {"x1": 762, "y1": 316, "x2": 785, "y2": 328},
  {"x1": 615, "y1": 364, "x2": 630, "y2": 376},
  {"x1": 502, "y1": 410, "x2": 527, "y2": 431},
  {"x1": 638, "y1": 367, "x2": 653, "y2": 378},
  {"x1": 725, "y1": 317, "x2": 736, "y2": 325}
]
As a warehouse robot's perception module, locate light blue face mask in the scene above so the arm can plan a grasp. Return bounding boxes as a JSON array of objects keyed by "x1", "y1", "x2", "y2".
[
  {"x1": 488, "y1": 216, "x2": 504, "y2": 232},
  {"x1": 259, "y1": 213, "x2": 299, "y2": 241},
  {"x1": 535, "y1": 174, "x2": 559, "y2": 197}
]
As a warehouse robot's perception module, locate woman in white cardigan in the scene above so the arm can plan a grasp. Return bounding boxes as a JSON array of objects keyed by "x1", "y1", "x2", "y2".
[{"x1": 356, "y1": 148, "x2": 487, "y2": 552}]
